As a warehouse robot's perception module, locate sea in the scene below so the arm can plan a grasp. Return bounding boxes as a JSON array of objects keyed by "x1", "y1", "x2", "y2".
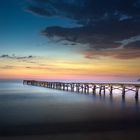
[{"x1": 0, "y1": 80, "x2": 140, "y2": 140}]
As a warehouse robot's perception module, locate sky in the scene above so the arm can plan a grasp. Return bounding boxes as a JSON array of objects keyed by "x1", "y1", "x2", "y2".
[{"x1": 0, "y1": 0, "x2": 140, "y2": 81}]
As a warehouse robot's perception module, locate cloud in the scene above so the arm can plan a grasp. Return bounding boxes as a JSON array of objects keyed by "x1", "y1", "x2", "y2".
[
  {"x1": 26, "y1": 0, "x2": 140, "y2": 59},
  {"x1": 26, "y1": 5, "x2": 53, "y2": 16},
  {"x1": 1, "y1": 55, "x2": 9, "y2": 58},
  {"x1": 125, "y1": 41, "x2": 140, "y2": 49},
  {"x1": 0, "y1": 54, "x2": 35, "y2": 60},
  {"x1": 0, "y1": 65, "x2": 15, "y2": 69},
  {"x1": 26, "y1": 0, "x2": 140, "y2": 22},
  {"x1": 26, "y1": 67, "x2": 31, "y2": 69},
  {"x1": 83, "y1": 47, "x2": 140, "y2": 59}
]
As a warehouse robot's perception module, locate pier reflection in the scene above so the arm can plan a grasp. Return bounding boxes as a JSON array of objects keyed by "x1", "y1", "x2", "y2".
[{"x1": 92, "y1": 90, "x2": 139, "y2": 109}]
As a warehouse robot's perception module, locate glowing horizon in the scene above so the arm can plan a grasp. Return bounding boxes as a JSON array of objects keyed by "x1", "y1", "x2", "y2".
[{"x1": 0, "y1": 55, "x2": 139, "y2": 81}]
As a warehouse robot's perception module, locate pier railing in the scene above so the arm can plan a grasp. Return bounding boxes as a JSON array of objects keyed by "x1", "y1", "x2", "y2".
[{"x1": 23, "y1": 80, "x2": 140, "y2": 99}]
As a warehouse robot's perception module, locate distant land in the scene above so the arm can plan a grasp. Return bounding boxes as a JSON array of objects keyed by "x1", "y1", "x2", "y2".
[{"x1": 138, "y1": 79, "x2": 140, "y2": 82}]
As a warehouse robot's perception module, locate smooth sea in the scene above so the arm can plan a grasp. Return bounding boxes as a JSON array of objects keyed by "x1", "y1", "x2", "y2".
[{"x1": 0, "y1": 80, "x2": 140, "y2": 140}]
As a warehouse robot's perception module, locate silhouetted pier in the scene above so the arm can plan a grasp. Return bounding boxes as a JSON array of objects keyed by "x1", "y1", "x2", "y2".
[{"x1": 23, "y1": 80, "x2": 140, "y2": 99}]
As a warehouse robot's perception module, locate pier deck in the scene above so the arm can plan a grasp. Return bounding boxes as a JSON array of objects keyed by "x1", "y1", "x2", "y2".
[{"x1": 23, "y1": 80, "x2": 140, "y2": 99}]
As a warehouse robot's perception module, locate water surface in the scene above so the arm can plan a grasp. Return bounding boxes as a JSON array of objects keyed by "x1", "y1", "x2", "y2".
[{"x1": 0, "y1": 80, "x2": 140, "y2": 137}]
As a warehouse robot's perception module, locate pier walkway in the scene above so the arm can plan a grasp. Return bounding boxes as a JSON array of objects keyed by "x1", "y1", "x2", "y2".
[{"x1": 23, "y1": 80, "x2": 140, "y2": 99}]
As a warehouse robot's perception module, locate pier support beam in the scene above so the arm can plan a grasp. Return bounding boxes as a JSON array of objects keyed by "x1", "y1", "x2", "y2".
[
  {"x1": 70, "y1": 84, "x2": 74, "y2": 92},
  {"x1": 92, "y1": 85, "x2": 96, "y2": 95},
  {"x1": 66, "y1": 84, "x2": 69, "y2": 91},
  {"x1": 84, "y1": 85, "x2": 87, "y2": 94},
  {"x1": 103, "y1": 86, "x2": 105, "y2": 95},
  {"x1": 135, "y1": 87, "x2": 139, "y2": 99},
  {"x1": 110, "y1": 85, "x2": 113, "y2": 95},
  {"x1": 122, "y1": 86, "x2": 125, "y2": 97},
  {"x1": 99, "y1": 86, "x2": 102, "y2": 96},
  {"x1": 62, "y1": 84, "x2": 65, "y2": 90},
  {"x1": 87, "y1": 85, "x2": 89, "y2": 94},
  {"x1": 81, "y1": 85, "x2": 84, "y2": 93}
]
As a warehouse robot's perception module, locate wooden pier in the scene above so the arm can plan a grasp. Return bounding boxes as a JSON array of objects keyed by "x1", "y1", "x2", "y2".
[{"x1": 23, "y1": 80, "x2": 140, "y2": 99}]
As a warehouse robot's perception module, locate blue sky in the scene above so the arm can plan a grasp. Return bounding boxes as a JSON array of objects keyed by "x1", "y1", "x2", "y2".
[
  {"x1": 0, "y1": 0, "x2": 79, "y2": 56},
  {"x1": 0, "y1": 0, "x2": 140, "y2": 81}
]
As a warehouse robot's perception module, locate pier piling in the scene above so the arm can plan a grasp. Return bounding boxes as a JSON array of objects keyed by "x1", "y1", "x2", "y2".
[{"x1": 23, "y1": 80, "x2": 140, "y2": 100}]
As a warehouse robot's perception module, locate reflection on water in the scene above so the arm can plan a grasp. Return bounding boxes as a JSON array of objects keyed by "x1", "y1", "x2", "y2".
[
  {"x1": 0, "y1": 80, "x2": 140, "y2": 136},
  {"x1": 98, "y1": 91, "x2": 139, "y2": 106}
]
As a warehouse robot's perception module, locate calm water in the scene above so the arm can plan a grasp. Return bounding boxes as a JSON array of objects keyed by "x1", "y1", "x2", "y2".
[{"x1": 0, "y1": 80, "x2": 140, "y2": 138}]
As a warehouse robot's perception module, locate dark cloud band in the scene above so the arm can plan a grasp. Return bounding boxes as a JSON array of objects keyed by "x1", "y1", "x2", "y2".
[
  {"x1": 26, "y1": 0, "x2": 140, "y2": 59},
  {"x1": 0, "y1": 54, "x2": 35, "y2": 60}
]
